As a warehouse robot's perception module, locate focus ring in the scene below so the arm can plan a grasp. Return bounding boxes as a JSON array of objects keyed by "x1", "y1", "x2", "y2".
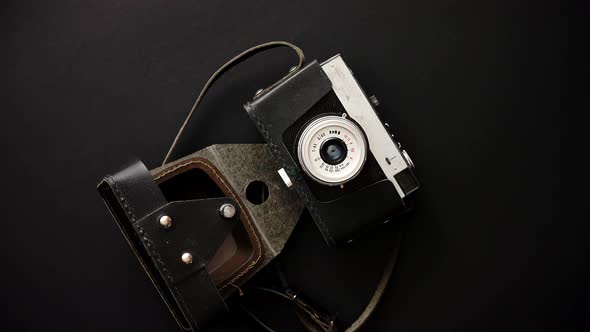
[{"x1": 297, "y1": 115, "x2": 368, "y2": 186}]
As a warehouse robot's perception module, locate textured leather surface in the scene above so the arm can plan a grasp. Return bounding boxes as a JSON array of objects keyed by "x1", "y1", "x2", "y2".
[
  {"x1": 97, "y1": 160, "x2": 238, "y2": 331},
  {"x1": 245, "y1": 62, "x2": 405, "y2": 245},
  {"x1": 152, "y1": 144, "x2": 304, "y2": 266},
  {"x1": 152, "y1": 152, "x2": 266, "y2": 291},
  {"x1": 138, "y1": 199, "x2": 238, "y2": 330},
  {"x1": 101, "y1": 160, "x2": 168, "y2": 218}
]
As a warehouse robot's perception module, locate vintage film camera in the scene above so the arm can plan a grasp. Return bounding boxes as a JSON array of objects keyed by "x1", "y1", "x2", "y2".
[
  {"x1": 97, "y1": 43, "x2": 420, "y2": 331},
  {"x1": 245, "y1": 55, "x2": 419, "y2": 245}
]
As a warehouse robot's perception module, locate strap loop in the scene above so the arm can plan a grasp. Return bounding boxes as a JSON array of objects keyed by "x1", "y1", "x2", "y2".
[{"x1": 162, "y1": 41, "x2": 305, "y2": 165}]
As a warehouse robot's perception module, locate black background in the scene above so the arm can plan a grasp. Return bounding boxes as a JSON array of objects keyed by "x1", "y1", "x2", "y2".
[{"x1": 2, "y1": 1, "x2": 587, "y2": 331}]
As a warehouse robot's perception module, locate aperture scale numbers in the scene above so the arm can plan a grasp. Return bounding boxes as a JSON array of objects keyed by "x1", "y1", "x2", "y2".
[{"x1": 310, "y1": 127, "x2": 358, "y2": 174}]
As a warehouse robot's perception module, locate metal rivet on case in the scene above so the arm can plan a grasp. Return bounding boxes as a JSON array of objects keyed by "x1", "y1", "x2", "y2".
[
  {"x1": 181, "y1": 252, "x2": 193, "y2": 264},
  {"x1": 159, "y1": 215, "x2": 173, "y2": 229},
  {"x1": 219, "y1": 203, "x2": 236, "y2": 219}
]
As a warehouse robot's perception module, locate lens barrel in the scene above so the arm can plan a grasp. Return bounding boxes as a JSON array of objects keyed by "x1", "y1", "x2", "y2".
[{"x1": 297, "y1": 115, "x2": 368, "y2": 186}]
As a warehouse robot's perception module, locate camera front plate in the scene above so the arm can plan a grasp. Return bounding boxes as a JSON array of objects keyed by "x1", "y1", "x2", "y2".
[{"x1": 320, "y1": 55, "x2": 418, "y2": 198}]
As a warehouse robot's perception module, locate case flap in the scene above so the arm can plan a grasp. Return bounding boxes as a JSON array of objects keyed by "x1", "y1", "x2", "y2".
[{"x1": 97, "y1": 160, "x2": 238, "y2": 331}]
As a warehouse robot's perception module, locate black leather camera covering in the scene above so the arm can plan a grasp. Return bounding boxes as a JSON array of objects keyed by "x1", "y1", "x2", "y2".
[
  {"x1": 245, "y1": 61, "x2": 405, "y2": 245},
  {"x1": 97, "y1": 160, "x2": 239, "y2": 331}
]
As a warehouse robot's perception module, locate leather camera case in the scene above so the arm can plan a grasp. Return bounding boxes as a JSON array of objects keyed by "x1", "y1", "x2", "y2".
[{"x1": 98, "y1": 144, "x2": 303, "y2": 331}]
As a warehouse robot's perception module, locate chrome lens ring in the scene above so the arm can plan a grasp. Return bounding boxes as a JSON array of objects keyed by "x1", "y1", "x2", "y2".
[{"x1": 297, "y1": 115, "x2": 368, "y2": 186}]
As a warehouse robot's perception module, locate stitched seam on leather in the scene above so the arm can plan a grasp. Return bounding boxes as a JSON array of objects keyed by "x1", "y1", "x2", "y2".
[
  {"x1": 248, "y1": 110, "x2": 334, "y2": 244},
  {"x1": 110, "y1": 180, "x2": 196, "y2": 325},
  {"x1": 110, "y1": 182, "x2": 172, "y2": 279},
  {"x1": 154, "y1": 160, "x2": 262, "y2": 290}
]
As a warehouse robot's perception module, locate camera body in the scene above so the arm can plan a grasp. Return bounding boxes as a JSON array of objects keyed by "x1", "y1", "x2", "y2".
[{"x1": 245, "y1": 55, "x2": 419, "y2": 245}]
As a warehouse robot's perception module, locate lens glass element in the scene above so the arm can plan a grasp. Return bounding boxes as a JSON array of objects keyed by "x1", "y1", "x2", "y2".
[{"x1": 320, "y1": 138, "x2": 348, "y2": 165}]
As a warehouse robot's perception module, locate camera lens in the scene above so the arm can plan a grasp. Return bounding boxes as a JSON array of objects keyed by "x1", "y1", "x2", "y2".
[
  {"x1": 320, "y1": 138, "x2": 348, "y2": 165},
  {"x1": 297, "y1": 115, "x2": 367, "y2": 186}
]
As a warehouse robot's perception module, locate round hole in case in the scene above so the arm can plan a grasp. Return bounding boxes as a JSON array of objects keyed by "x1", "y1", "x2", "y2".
[{"x1": 246, "y1": 180, "x2": 269, "y2": 205}]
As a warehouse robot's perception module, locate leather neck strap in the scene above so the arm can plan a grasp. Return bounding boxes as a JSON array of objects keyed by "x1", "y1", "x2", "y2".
[
  {"x1": 162, "y1": 41, "x2": 305, "y2": 165},
  {"x1": 240, "y1": 232, "x2": 402, "y2": 332}
]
